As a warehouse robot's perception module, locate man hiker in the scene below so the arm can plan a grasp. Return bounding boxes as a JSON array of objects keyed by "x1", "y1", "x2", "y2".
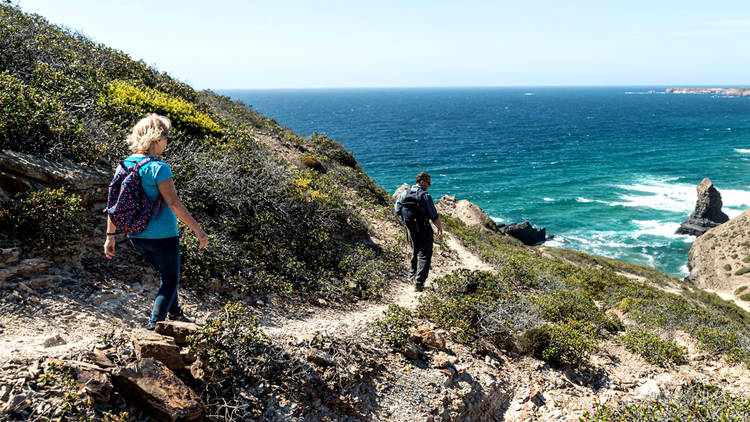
[{"x1": 395, "y1": 171, "x2": 443, "y2": 292}]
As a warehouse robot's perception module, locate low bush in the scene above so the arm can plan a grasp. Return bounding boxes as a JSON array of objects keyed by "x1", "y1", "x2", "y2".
[
  {"x1": 308, "y1": 132, "x2": 357, "y2": 168},
  {"x1": 101, "y1": 80, "x2": 222, "y2": 137},
  {"x1": 187, "y1": 302, "x2": 266, "y2": 380},
  {"x1": 735, "y1": 285, "x2": 748, "y2": 296},
  {"x1": 532, "y1": 289, "x2": 622, "y2": 336},
  {"x1": 0, "y1": 71, "x2": 95, "y2": 163},
  {"x1": 417, "y1": 270, "x2": 511, "y2": 343},
  {"x1": 735, "y1": 267, "x2": 750, "y2": 276},
  {"x1": 0, "y1": 188, "x2": 85, "y2": 256},
  {"x1": 581, "y1": 382, "x2": 750, "y2": 421},
  {"x1": 372, "y1": 305, "x2": 415, "y2": 349},
  {"x1": 519, "y1": 321, "x2": 598, "y2": 368},
  {"x1": 620, "y1": 328, "x2": 687, "y2": 367}
]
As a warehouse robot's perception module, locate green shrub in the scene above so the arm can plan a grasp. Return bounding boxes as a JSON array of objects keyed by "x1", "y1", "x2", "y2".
[
  {"x1": 417, "y1": 270, "x2": 510, "y2": 343},
  {"x1": 735, "y1": 267, "x2": 750, "y2": 276},
  {"x1": 532, "y1": 289, "x2": 622, "y2": 336},
  {"x1": 188, "y1": 302, "x2": 265, "y2": 379},
  {"x1": 620, "y1": 328, "x2": 687, "y2": 367},
  {"x1": 0, "y1": 188, "x2": 84, "y2": 256},
  {"x1": 300, "y1": 154, "x2": 324, "y2": 172},
  {"x1": 180, "y1": 232, "x2": 240, "y2": 289},
  {"x1": 725, "y1": 263, "x2": 733, "y2": 271},
  {"x1": 519, "y1": 321, "x2": 598, "y2": 368},
  {"x1": 308, "y1": 132, "x2": 357, "y2": 168},
  {"x1": 734, "y1": 286, "x2": 748, "y2": 296},
  {"x1": 0, "y1": 71, "x2": 95, "y2": 163},
  {"x1": 372, "y1": 305, "x2": 415, "y2": 349},
  {"x1": 101, "y1": 79, "x2": 222, "y2": 137},
  {"x1": 740, "y1": 293, "x2": 750, "y2": 302},
  {"x1": 582, "y1": 382, "x2": 750, "y2": 421}
]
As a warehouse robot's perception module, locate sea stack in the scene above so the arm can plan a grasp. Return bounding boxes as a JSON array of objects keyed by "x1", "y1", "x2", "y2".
[{"x1": 676, "y1": 178, "x2": 729, "y2": 236}]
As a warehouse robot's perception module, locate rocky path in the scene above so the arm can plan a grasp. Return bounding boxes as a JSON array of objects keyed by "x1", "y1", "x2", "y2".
[{"x1": 262, "y1": 232, "x2": 492, "y2": 341}]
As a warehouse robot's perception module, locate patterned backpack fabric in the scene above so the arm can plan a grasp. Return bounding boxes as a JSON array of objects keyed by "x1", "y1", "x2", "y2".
[{"x1": 104, "y1": 157, "x2": 163, "y2": 235}]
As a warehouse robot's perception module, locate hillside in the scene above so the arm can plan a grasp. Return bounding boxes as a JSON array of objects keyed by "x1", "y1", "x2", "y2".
[{"x1": 1, "y1": 4, "x2": 750, "y2": 421}]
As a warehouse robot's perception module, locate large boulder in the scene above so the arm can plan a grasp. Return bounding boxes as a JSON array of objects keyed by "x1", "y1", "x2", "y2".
[
  {"x1": 676, "y1": 178, "x2": 729, "y2": 236},
  {"x1": 131, "y1": 330, "x2": 183, "y2": 371},
  {"x1": 497, "y1": 221, "x2": 546, "y2": 245},
  {"x1": 436, "y1": 195, "x2": 497, "y2": 231},
  {"x1": 113, "y1": 358, "x2": 205, "y2": 422},
  {"x1": 155, "y1": 321, "x2": 200, "y2": 346},
  {"x1": 0, "y1": 150, "x2": 110, "y2": 205}
]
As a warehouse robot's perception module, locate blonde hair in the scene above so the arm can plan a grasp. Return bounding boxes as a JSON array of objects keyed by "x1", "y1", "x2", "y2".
[{"x1": 125, "y1": 113, "x2": 172, "y2": 154}]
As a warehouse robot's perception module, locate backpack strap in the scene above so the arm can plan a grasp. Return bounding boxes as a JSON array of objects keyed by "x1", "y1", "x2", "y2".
[{"x1": 133, "y1": 156, "x2": 165, "y2": 217}]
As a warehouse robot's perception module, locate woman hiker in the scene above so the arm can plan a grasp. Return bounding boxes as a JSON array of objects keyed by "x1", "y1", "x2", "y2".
[{"x1": 103, "y1": 114, "x2": 208, "y2": 330}]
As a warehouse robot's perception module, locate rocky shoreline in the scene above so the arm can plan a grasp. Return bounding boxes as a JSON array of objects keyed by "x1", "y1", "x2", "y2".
[{"x1": 665, "y1": 87, "x2": 750, "y2": 97}]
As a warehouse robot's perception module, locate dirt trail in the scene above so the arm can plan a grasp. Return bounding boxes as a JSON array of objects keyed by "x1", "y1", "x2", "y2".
[
  {"x1": 262, "y1": 232, "x2": 491, "y2": 340},
  {"x1": 713, "y1": 289, "x2": 750, "y2": 313}
]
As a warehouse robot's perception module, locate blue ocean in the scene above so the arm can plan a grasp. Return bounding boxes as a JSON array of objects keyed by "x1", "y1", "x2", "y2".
[{"x1": 220, "y1": 87, "x2": 750, "y2": 277}]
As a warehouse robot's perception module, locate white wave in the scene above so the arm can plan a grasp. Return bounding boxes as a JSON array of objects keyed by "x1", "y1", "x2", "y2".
[
  {"x1": 523, "y1": 92, "x2": 535, "y2": 96},
  {"x1": 678, "y1": 265, "x2": 689, "y2": 276},
  {"x1": 490, "y1": 216, "x2": 504, "y2": 223},
  {"x1": 612, "y1": 179, "x2": 696, "y2": 213},
  {"x1": 734, "y1": 148, "x2": 750, "y2": 154},
  {"x1": 576, "y1": 197, "x2": 612, "y2": 205},
  {"x1": 543, "y1": 197, "x2": 555, "y2": 202},
  {"x1": 632, "y1": 219, "x2": 694, "y2": 240}
]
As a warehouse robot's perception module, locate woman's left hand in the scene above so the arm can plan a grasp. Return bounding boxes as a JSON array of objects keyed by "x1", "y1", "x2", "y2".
[{"x1": 104, "y1": 237, "x2": 116, "y2": 259}]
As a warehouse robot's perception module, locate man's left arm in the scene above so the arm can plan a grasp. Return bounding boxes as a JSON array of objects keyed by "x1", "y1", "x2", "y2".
[{"x1": 424, "y1": 193, "x2": 443, "y2": 235}]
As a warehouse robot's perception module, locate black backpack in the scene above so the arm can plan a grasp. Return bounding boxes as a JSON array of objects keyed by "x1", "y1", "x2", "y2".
[{"x1": 401, "y1": 188, "x2": 425, "y2": 227}]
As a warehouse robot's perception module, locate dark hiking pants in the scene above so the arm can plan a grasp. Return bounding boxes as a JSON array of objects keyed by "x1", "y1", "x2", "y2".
[
  {"x1": 406, "y1": 222, "x2": 434, "y2": 287},
  {"x1": 129, "y1": 236, "x2": 182, "y2": 324}
]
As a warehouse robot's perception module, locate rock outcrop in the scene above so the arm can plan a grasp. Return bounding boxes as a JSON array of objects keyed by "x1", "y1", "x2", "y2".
[
  {"x1": 0, "y1": 150, "x2": 110, "y2": 205},
  {"x1": 676, "y1": 178, "x2": 729, "y2": 236},
  {"x1": 687, "y1": 208, "x2": 750, "y2": 295},
  {"x1": 497, "y1": 222, "x2": 547, "y2": 245},
  {"x1": 131, "y1": 330, "x2": 183, "y2": 371},
  {"x1": 113, "y1": 358, "x2": 205, "y2": 422},
  {"x1": 155, "y1": 321, "x2": 200, "y2": 346},
  {"x1": 436, "y1": 195, "x2": 548, "y2": 245},
  {"x1": 436, "y1": 195, "x2": 498, "y2": 231}
]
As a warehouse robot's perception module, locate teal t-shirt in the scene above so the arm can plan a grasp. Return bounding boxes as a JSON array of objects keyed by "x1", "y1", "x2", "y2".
[{"x1": 122, "y1": 155, "x2": 179, "y2": 239}]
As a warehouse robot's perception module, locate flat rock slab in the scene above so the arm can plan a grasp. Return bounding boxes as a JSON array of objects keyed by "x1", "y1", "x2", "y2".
[
  {"x1": 113, "y1": 358, "x2": 204, "y2": 422},
  {"x1": 131, "y1": 330, "x2": 183, "y2": 371},
  {"x1": 155, "y1": 321, "x2": 200, "y2": 345}
]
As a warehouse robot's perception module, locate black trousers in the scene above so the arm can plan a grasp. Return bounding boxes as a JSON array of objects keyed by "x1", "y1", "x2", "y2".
[{"x1": 406, "y1": 222, "x2": 434, "y2": 286}]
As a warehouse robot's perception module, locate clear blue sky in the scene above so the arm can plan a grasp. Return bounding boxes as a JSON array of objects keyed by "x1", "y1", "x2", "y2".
[{"x1": 16, "y1": 0, "x2": 750, "y2": 89}]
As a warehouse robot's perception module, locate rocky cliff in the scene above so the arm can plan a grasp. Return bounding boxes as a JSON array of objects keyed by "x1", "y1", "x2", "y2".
[
  {"x1": 687, "y1": 208, "x2": 750, "y2": 304},
  {"x1": 676, "y1": 178, "x2": 729, "y2": 236}
]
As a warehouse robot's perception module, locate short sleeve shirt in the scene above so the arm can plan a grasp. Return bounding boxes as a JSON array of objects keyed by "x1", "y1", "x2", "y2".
[{"x1": 122, "y1": 155, "x2": 179, "y2": 239}]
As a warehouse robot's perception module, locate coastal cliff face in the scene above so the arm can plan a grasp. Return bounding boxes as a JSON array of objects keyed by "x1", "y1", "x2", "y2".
[{"x1": 687, "y1": 208, "x2": 750, "y2": 301}]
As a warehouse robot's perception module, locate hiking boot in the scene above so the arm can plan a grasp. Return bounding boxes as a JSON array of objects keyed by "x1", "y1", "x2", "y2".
[
  {"x1": 168, "y1": 311, "x2": 192, "y2": 323},
  {"x1": 415, "y1": 283, "x2": 424, "y2": 292},
  {"x1": 146, "y1": 320, "x2": 156, "y2": 331}
]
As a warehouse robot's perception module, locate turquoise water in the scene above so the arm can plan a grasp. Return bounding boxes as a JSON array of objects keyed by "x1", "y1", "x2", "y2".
[{"x1": 220, "y1": 87, "x2": 750, "y2": 277}]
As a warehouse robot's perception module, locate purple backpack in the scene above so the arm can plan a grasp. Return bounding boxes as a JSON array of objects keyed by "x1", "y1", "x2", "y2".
[{"x1": 104, "y1": 156, "x2": 163, "y2": 235}]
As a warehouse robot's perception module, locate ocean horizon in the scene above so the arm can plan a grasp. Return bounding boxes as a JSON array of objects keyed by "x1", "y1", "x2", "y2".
[{"x1": 220, "y1": 87, "x2": 750, "y2": 277}]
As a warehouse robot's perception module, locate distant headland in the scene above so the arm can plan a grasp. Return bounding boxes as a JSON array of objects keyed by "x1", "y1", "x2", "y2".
[{"x1": 666, "y1": 87, "x2": 750, "y2": 97}]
